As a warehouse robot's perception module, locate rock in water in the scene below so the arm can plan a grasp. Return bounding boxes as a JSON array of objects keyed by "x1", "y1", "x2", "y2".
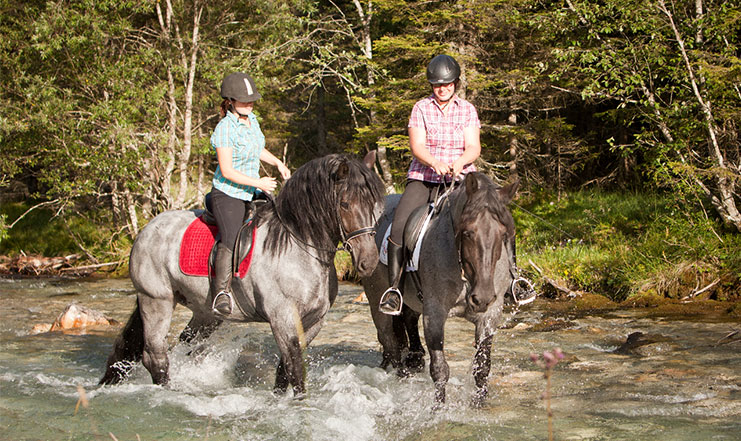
[
  {"x1": 612, "y1": 331, "x2": 672, "y2": 355},
  {"x1": 49, "y1": 303, "x2": 119, "y2": 331}
]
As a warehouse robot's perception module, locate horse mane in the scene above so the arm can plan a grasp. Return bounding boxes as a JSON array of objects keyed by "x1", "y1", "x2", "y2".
[
  {"x1": 457, "y1": 172, "x2": 516, "y2": 241},
  {"x1": 258, "y1": 154, "x2": 384, "y2": 256}
]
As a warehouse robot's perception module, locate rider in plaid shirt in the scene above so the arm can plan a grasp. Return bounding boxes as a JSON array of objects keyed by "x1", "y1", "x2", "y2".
[{"x1": 379, "y1": 54, "x2": 482, "y2": 316}]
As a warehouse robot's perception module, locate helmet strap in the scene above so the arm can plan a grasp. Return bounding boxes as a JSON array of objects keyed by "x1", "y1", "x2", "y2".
[{"x1": 230, "y1": 99, "x2": 251, "y2": 118}]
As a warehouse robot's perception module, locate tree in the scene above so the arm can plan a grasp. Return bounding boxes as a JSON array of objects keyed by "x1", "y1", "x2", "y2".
[{"x1": 543, "y1": 0, "x2": 740, "y2": 227}]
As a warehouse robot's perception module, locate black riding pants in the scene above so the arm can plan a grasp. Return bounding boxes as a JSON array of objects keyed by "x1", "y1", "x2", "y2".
[
  {"x1": 389, "y1": 180, "x2": 448, "y2": 246},
  {"x1": 210, "y1": 187, "x2": 251, "y2": 252}
]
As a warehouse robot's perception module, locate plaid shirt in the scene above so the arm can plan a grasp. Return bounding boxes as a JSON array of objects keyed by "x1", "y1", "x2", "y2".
[
  {"x1": 211, "y1": 111, "x2": 265, "y2": 201},
  {"x1": 407, "y1": 95, "x2": 480, "y2": 183}
]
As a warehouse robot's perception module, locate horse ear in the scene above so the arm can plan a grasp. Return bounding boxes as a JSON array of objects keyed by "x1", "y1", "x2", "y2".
[
  {"x1": 336, "y1": 160, "x2": 350, "y2": 180},
  {"x1": 465, "y1": 172, "x2": 480, "y2": 196},
  {"x1": 497, "y1": 177, "x2": 520, "y2": 204},
  {"x1": 363, "y1": 150, "x2": 377, "y2": 169}
]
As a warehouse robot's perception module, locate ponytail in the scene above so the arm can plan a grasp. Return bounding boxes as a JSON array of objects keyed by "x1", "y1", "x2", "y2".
[{"x1": 220, "y1": 99, "x2": 232, "y2": 118}]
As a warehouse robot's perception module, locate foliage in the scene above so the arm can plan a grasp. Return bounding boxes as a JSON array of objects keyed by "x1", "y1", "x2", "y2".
[
  {"x1": 515, "y1": 189, "x2": 741, "y2": 301},
  {"x1": 0, "y1": 202, "x2": 129, "y2": 259},
  {"x1": 0, "y1": 0, "x2": 739, "y2": 275}
]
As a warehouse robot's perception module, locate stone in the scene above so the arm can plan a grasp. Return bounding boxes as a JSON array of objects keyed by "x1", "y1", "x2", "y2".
[{"x1": 31, "y1": 303, "x2": 120, "y2": 333}]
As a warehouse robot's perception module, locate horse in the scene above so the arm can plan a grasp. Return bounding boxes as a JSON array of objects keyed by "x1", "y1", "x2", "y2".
[
  {"x1": 100, "y1": 153, "x2": 385, "y2": 396},
  {"x1": 361, "y1": 172, "x2": 519, "y2": 405}
]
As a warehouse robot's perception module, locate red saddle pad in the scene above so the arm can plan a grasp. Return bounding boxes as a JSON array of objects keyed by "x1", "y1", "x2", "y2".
[{"x1": 179, "y1": 216, "x2": 254, "y2": 278}]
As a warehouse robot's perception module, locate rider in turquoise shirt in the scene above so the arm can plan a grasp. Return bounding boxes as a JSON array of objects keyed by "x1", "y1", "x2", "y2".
[{"x1": 208, "y1": 72, "x2": 291, "y2": 317}]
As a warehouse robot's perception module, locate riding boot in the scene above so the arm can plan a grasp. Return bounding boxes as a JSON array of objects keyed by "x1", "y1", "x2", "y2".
[
  {"x1": 379, "y1": 240, "x2": 404, "y2": 315},
  {"x1": 211, "y1": 243, "x2": 234, "y2": 317}
]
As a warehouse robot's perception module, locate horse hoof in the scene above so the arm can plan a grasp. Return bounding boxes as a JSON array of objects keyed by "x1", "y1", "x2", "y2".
[
  {"x1": 403, "y1": 351, "x2": 425, "y2": 372},
  {"x1": 396, "y1": 367, "x2": 412, "y2": 378},
  {"x1": 471, "y1": 389, "x2": 488, "y2": 408}
]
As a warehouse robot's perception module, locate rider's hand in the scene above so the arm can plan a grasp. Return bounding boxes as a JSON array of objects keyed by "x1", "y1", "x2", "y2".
[
  {"x1": 258, "y1": 176, "x2": 278, "y2": 193},
  {"x1": 432, "y1": 159, "x2": 452, "y2": 177},
  {"x1": 277, "y1": 163, "x2": 291, "y2": 180},
  {"x1": 451, "y1": 159, "x2": 466, "y2": 178}
]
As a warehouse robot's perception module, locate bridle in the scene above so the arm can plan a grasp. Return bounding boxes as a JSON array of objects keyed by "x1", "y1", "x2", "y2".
[{"x1": 336, "y1": 205, "x2": 376, "y2": 253}]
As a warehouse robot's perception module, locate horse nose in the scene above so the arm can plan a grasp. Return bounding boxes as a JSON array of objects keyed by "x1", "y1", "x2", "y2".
[
  {"x1": 356, "y1": 259, "x2": 368, "y2": 275},
  {"x1": 468, "y1": 293, "x2": 483, "y2": 309}
]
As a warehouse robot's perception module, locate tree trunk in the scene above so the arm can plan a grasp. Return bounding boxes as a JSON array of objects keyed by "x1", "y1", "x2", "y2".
[
  {"x1": 508, "y1": 112, "x2": 518, "y2": 177},
  {"x1": 351, "y1": 0, "x2": 393, "y2": 191},
  {"x1": 658, "y1": 0, "x2": 741, "y2": 231},
  {"x1": 176, "y1": 2, "x2": 202, "y2": 208}
]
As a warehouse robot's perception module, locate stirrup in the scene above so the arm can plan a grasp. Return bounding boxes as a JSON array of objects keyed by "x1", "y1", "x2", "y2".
[
  {"x1": 379, "y1": 287, "x2": 403, "y2": 316},
  {"x1": 510, "y1": 277, "x2": 536, "y2": 307},
  {"x1": 212, "y1": 290, "x2": 233, "y2": 316}
]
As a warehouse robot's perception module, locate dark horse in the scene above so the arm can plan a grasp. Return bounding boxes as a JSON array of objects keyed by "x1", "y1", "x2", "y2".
[
  {"x1": 100, "y1": 153, "x2": 385, "y2": 396},
  {"x1": 362, "y1": 172, "x2": 519, "y2": 405}
]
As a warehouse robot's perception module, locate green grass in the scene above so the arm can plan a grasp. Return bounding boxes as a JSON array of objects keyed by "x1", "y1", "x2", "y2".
[
  {"x1": 0, "y1": 201, "x2": 131, "y2": 263},
  {"x1": 3, "y1": 191, "x2": 740, "y2": 303},
  {"x1": 514, "y1": 190, "x2": 741, "y2": 302}
]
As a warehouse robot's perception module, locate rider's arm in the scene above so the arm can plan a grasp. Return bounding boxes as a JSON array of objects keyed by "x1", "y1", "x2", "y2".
[
  {"x1": 259, "y1": 149, "x2": 291, "y2": 180},
  {"x1": 216, "y1": 146, "x2": 277, "y2": 193},
  {"x1": 409, "y1": 126, "x2": 451, "y2": 176}
]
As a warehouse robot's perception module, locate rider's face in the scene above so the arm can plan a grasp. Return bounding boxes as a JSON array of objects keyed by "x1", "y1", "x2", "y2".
[
  {"x1": 431, "y1": 82, "x2": 456, "y2": 103},
  {"x1": 232, "y1": 100, "x2": 254, "y2": 116}
]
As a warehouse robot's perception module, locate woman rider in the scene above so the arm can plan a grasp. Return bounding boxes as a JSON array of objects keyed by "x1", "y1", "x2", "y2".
[
  {"x1": 379, "y1": 54, "x2": 481, "y2": 315},
  {"x1": 209, "y1": 72, "x2": 291, "y2": 317}
]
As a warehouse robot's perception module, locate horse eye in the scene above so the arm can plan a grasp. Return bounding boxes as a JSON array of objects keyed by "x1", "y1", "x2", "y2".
[
  {"x1": 340, "y1": 201, "x2": 350, "y2": 210},
  {"x1": 462, "y1": 230, "x2": 473, "y2": 238}
]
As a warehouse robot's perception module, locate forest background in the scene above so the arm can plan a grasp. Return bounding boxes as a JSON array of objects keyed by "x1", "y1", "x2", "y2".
[{"x1": 1, "y1": 0, "x2": 739, "y2": 305}]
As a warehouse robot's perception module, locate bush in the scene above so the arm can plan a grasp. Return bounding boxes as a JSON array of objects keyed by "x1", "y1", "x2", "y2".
[{"x1": 515, "y1": 190, "x2": 741, "y2": 301}]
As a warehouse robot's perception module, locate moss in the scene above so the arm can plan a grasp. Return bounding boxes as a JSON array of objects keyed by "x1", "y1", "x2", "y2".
[
  {"x1": 572, "y1": 292, "x2": 618, "y2": 311},
  {"x1": 621, "y1": 290, "x2": 668, "y2": 308},
  {"x1": 727, "y1": 302, "x2": 741, "y2": 319}
]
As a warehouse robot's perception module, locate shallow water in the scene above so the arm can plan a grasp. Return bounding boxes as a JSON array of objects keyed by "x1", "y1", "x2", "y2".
[{"x1": 0, "y1": 277, "x2": 739, "y2": 440}]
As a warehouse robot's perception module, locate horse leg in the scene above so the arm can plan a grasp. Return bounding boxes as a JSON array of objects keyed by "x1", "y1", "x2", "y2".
[
  {"x1": 364, "y1": 290, "x2": 405, "y2": 370},
  {"x1": 139, "y1": 295, "x2": 175, "y2": 385},
  {"x1": 179, "y1": 315, "x2": 222, "y2": 344},
  {"x1": 423, "y1": 304, "x2": 450, "y2": 404},
  {"x1": 273, "y1": 318, "x2": 325, "y2": 395},
  {"x1": 99, "y1": 299, "x2": 145, "y2": 385},
  {"x1": 471, "y1": 322, "x2": 496, "y2": 407},
  {"x1": 401, "y1": 306, "x2": 425, "y2": 374},
  {"x1": 270, "y1": 312, "x2": 314, "y2": 397}
]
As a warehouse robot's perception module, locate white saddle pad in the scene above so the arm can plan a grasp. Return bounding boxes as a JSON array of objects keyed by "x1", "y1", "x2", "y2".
[{"x1": 379, "y1": 204, "x2": 436, "y2": 272}]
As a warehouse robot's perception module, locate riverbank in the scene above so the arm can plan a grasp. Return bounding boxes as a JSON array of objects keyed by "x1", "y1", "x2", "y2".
[{"x1": 2, "y1": 190, "x2": 740, "y2": 304}]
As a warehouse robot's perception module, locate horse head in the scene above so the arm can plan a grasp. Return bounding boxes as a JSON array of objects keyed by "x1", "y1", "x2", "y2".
[
  {"x1": 333, "y1": 152, "x2": 385, "y2": 277},
  {"x1": 455, "y1": 173, "x2": 519, "y2": 314}
]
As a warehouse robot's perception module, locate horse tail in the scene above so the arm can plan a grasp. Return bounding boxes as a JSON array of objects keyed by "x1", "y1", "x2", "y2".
[{"x1": 99, "y1": 297, "x2": 145, "y2": 385}]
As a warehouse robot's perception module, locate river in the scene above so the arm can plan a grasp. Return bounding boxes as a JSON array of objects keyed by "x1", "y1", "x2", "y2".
[{"x1": 0, "y1": 277, "x2": 739, "y2": 440}]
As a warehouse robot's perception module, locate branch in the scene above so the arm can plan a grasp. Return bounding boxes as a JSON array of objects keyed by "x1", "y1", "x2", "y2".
[{"x1": 8, "y1": 200, "x2": 61, "y2": 229}]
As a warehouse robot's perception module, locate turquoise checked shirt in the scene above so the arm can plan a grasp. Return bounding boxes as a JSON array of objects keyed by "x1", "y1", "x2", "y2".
[{"x1": 210, "y1": 111, "x2": 266, "y2": 201}]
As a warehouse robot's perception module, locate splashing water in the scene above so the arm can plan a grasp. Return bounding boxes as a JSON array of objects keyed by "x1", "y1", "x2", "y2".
[{"x1": 1, "y1": 277, "x2": 739, "y2": 440}]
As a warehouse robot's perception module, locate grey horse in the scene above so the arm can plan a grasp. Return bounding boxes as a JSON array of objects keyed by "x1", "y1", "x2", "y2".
[
  {"x1": 100, "y1": 153, "x2": 385, "y2": 396},
  {"x1": 362, "y1": 172, "x2": 519, "y2": 405}
]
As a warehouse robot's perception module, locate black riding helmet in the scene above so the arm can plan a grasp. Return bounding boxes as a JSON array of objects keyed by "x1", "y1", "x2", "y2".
[
  {"x1": 426, "y1": 55, "x2": 461, "y2": 85},
  {"x1": 220, "y1": 72, "x2": 261, "y2": 103}
]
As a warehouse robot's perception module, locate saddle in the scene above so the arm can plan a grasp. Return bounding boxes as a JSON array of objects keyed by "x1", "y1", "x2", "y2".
[
  {"x1": 382, "y1": 188, "x2": 535, "y2": 307},
  {"x1": 178, "y1": 192, "x2": 267, "y2": 279}
]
